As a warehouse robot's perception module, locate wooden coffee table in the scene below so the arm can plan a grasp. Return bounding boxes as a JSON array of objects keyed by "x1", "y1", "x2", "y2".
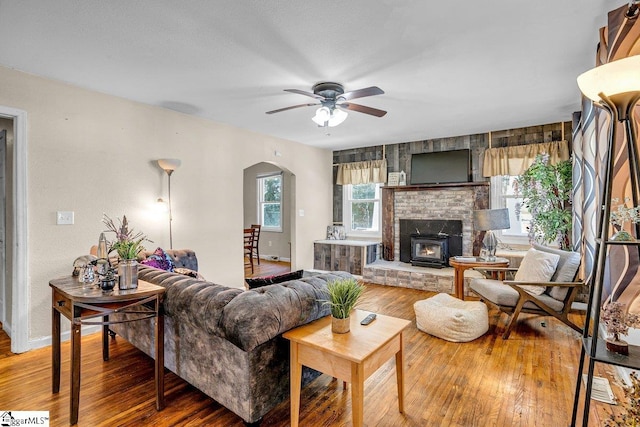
[
  {"x1": 449, "y1": 257, "x2": 509, "y2": 300},
  {"x1": 50, "y1": 276, "x2": 165, "y2": 425},
  {"x1": 283, "y1": 310, "x2": 411, "y2": 427}
]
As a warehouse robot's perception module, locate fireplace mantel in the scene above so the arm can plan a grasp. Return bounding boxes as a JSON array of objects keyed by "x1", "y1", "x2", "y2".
[{"x1": 381, "y1": 182, "x2": 489, "y2": 260}]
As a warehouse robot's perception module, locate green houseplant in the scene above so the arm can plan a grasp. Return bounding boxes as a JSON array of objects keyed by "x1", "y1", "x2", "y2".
[
  {"x1": 322, "y1": 278, "x2": 365, "y2": 333},
  {"x1": 515, "y1": 154, "x2": 573, "y2": 250},
  {"x1": 102, "y1": 214, "x2": 150, "y2": 290}
]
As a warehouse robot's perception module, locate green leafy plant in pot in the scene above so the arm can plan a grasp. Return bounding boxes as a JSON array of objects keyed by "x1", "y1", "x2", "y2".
[
  {"x1": 514, "y1": 153, "x2": 572, "y2": 250},
  {"x1": 102, "y1": 214, "x2": 150, "y2": 290},
  {"x1": 322, "y1": 278, "x2": 365, "y2": 333}
]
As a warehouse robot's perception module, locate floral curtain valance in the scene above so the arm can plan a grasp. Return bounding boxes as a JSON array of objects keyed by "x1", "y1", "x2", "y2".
[
  {"x1": 482, "y1": 140, "x2": 570, "y2": 177},
  {"x1": 336, "y1": 159, "x2": 387, "y2": 185}
]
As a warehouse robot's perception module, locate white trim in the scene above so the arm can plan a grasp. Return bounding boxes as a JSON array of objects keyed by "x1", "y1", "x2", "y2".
[
  {"x1": 0, "y1": 106, "x2": 28, "y2": 353},
  {"x1": 30, "y1": 325, "x2": 101, "y2": 350}
]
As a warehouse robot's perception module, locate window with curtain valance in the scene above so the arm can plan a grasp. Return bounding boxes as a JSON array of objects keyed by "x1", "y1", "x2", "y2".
[
  {"x1": 482, "y1": 140, "x2": 570, "y2": 177},
  {"x1": 336, "y1": 159, "x2": 387, "y2": 185}
]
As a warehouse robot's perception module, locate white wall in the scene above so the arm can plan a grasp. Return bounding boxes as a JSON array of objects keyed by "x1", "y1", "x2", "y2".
[{"x1": 0, "y1": 65, "x2": 333, "y2": 345}]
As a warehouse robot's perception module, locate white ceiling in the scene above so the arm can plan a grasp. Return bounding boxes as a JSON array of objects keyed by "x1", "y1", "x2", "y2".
[{"x1": 0, "y1": 1, "x2": 613, "y2": 150}]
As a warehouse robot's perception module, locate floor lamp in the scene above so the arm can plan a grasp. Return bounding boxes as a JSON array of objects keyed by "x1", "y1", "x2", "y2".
[
  {"x1": 157, "y1": 158, "x2": 181, "y2": 249},
  {"x1": 573, "y1": 54, "x2": 640, "y2": 426}
]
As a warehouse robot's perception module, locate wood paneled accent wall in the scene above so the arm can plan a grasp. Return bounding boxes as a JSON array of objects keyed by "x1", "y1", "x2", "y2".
[{"x1": 332, "y1": 122, "x2": 572, "y2": 224}]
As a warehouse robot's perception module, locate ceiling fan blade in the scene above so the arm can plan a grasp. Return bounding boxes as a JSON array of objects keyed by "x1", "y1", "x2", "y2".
[
  {"x1": 339, "y1": 86, "x2": 384, "y2": 101},
  {"x1": 265, "y1": 103, "x2": 319, "y2": 114},
  {"x1": 339, "y1": 102, "x2": 387, "y2": 117},
  {"x1": 284, "y1": 89, "x2": 325, "y2": 100}
]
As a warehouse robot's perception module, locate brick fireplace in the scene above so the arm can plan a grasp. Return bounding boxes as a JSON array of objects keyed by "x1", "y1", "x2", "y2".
[{"x1": 381, "y1": 182, "x2": 489, "y2": 261}]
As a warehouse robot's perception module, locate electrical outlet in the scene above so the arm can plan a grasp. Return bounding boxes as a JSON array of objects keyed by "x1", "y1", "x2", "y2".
[
  {"x1": 56, "y1": 211, "x2": 74, "y2": 225},
  {"x1": 268, "y1": 241, "x2": 272, "y2": 247}
]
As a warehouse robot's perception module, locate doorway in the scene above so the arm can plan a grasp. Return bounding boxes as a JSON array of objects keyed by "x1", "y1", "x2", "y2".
[
  {"x1": 0, "y1": 106, "x2": 28, "y2": 354},
  {"x1": 243, "y1": 162, "x2": 296, "y2": 270}
]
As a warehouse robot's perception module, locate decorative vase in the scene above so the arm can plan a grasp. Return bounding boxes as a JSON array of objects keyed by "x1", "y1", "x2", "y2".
[
  {"x1": 100, "y1": 277, "x2": 116, "y2": 292},
  {"x1": 118, "y1": 259, "x2": 138, "y2": 290},
  {"x1": 605, "y1": 336, "x2": 629, "y2": 355},
  {"x1": 331, "y1": 316, "x2": 350, "y2": 334},
  {"x1": 611, "y1": 230, "x2": 635, "y2": 242}
]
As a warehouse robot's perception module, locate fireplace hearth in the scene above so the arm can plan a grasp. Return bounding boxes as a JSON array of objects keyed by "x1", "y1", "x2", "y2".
[{"x1": 410, "y1": 234, "x2": 449, "y2": 268}]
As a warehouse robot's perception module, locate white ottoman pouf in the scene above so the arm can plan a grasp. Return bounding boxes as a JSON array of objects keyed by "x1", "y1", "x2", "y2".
[{"x1": 413, "y1": 293, "x2": 489, "y2": 342}]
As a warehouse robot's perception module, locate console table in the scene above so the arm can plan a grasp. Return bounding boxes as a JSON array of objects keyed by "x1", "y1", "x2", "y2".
[
  {"x1": 284, "y1": 310, "x2": 411, "y2": 427},
  {"x1": 50, "y1": 276, "x2": 165, "y2": 424}
]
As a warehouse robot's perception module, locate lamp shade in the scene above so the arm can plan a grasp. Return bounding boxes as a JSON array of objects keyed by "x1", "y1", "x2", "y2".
[
  {"x1": 157, "y1": 158, "x2": 181, "y2": 172},
  {"x1": 473, "y1": 208, "x2": 510, "y2": 231},
  {"x1": 577, "y1": 55, "x2": 640, "y2": 102}
]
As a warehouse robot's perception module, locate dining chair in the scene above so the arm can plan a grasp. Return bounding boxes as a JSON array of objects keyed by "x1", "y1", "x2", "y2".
[
  {"x1": 250, "y1": 224, "x2": 261, "y2": 265},
  {"x1": 244, "y1": 228, "x2": 256, "y2": 274}
]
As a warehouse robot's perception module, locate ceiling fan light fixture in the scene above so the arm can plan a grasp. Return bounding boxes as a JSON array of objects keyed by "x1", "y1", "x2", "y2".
[
  {"x1": 311, "y1": 106, "x2": 348, "y2": 127},
  {"x1": 328, "y1": 108, "x2": 348, "y2": 127}
]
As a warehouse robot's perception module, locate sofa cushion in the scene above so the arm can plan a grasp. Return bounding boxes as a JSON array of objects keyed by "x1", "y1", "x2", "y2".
[
  {"x1": 245, "y1": 270, "x2": 304, "y2": 289},
  {"x1": 514, "y1": 248, "x2": 560, "y2": 295}
]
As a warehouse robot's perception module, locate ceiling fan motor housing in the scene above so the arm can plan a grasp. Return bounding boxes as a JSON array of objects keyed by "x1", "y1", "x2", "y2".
[{"x1": 312, "y1": 82, "x2": 344, "y2": 100}]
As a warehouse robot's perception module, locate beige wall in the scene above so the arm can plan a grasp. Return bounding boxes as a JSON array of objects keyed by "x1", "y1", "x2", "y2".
[
  {"x1": 0, "y1": 65, "x2": 333, "y2": 344},
  {"x1": 243, "y1": 162, "x2": 292, "y2": 260}
]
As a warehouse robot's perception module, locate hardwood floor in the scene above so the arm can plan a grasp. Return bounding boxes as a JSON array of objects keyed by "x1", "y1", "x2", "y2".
[{"x1": 0, "y1": 264, "x2": 627, "y2": 426}]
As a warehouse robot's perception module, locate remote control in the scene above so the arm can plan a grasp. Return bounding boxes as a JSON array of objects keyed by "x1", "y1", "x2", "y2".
[{"x1": 360, "y1": 313, "x2": 377, "y2": 325}]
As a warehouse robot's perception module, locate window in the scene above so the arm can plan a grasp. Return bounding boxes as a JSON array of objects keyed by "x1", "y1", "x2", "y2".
[
  {"x1": 343, "y1": 183, "x2": 382, "y2": 235},
  {"x1": 490, "y1": 175, "x2": 532, "y2": 244},
  {"x1": 257, "y1": 173, "x2": 282, "y2": 231}
]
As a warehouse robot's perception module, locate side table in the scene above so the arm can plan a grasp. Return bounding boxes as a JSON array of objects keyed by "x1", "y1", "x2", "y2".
[
  {"x1": 283, "y1": 310, "x2": 411, "y2": 427},
  {"x1": 50, "y1": 276, "x2": 165, "y2": 425},
  {"x1": 449, "y1": 257, "x2": 509, "y2": 300}
]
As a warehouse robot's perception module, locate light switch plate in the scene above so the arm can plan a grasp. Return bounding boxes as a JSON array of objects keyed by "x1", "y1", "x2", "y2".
[{"x1": 56, "y1": 211, "x2": 74, "y2": 225}]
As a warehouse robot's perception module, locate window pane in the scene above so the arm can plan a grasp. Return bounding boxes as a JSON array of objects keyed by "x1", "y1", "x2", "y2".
[
  {"x1": 263, "y1": 176, "x2": 281, "y2": 202},
  {"x1": 351, "y1": 201, "x2": 375, "y2": 230},
  {"x1": 263, "y1": 203, "x2": 281, "y2": 228},
  {"x1": 351, "y1": 183, "x2": 376, "y2": 200},
  {"x1": 503, "y1": 197, "x2": 532, "y2": 236}
]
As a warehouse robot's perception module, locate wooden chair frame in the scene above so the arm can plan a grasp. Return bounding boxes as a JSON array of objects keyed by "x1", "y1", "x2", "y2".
[
  {"x1": 244, "y1": 228, "x2": 256, "y2": 274},
  {"x1": 472, "y1": 267, "x2": 584, "y2": 339}
]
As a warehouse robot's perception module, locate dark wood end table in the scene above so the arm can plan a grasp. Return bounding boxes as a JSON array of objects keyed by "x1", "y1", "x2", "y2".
[{"x1": 50, "y1": 276, "x2": 165, "y2": 425}]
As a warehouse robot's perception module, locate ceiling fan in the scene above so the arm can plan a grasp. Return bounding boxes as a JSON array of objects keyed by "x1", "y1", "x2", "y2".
[{"x1": 266, "y1": 82, "x2": 387, "y2": 127}]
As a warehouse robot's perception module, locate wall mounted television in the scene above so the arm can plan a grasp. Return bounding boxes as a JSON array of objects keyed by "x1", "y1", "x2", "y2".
[{"x1": 410, "y1": 149, "x2": 471, "y2": 185}]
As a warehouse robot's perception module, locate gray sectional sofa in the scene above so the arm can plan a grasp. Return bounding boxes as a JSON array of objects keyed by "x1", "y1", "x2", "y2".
[{"x1": 110, "y1": 249, "x2": 351, "y2": 425}]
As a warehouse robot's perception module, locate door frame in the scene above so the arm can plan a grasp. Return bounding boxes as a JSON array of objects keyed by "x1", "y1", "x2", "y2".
[{"x1": 0, "y1": 106, "x2": 28, "y2": 353}]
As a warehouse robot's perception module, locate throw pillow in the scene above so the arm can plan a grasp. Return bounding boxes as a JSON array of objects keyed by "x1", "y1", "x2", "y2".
[
  {"x1": 140, "y1": 247, "x2": 175, "y2": 272},
  {"x1": 514, "y1": 248, "x2": 561, "y2": 295},
  {"x1": 245, "y1": 270, "x2": 304, "y2": 289}
]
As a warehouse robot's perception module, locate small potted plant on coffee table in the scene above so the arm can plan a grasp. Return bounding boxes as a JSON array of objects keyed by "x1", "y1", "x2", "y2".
[
  {"x1": 103, "y1": 214, "x2": 150, "y2": 290},
  {"x1": 322, "y1": 278, "x2": 365, "y2": 334}
]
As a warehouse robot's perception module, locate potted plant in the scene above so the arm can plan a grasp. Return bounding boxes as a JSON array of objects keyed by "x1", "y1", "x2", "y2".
[
  {"x1": 103, "y1": 214, "x2": 150, "y2": 290},
  {"x1": 321, "y1": 278, "x2": 365, "y2": 333},
  {"x1": 514, "y1": 153, "x2": 573, "y2": 250},
  {"x1": 601, "y1": 299, "x2": 640, "y2": 355},
  {"x1": 610, "y1": 197, "x2": 640, "y2": 241}
]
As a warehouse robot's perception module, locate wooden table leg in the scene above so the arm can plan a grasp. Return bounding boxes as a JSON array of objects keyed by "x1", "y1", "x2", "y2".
[
  {"x1": 102, "y1": 315, "x2": 109, "y2": 361},
  {"x1": 70, "y1": 320, "x2": 81, "y2": 425},
  {"x1": 52, "y1": 307, "x2": 60, "y2": 394},
  {"x1": 290, "y1": 342, "x2": 301, "y2": 427},
  {"x1": 351, "y1": 362, "x2": 365, "y2": 427},
  {"x1": 396, "y1": 332, "x2": 405, "y2": 413},
  {"x1": 155, "y1": 307, "x2": 165, "y2": 410}
]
